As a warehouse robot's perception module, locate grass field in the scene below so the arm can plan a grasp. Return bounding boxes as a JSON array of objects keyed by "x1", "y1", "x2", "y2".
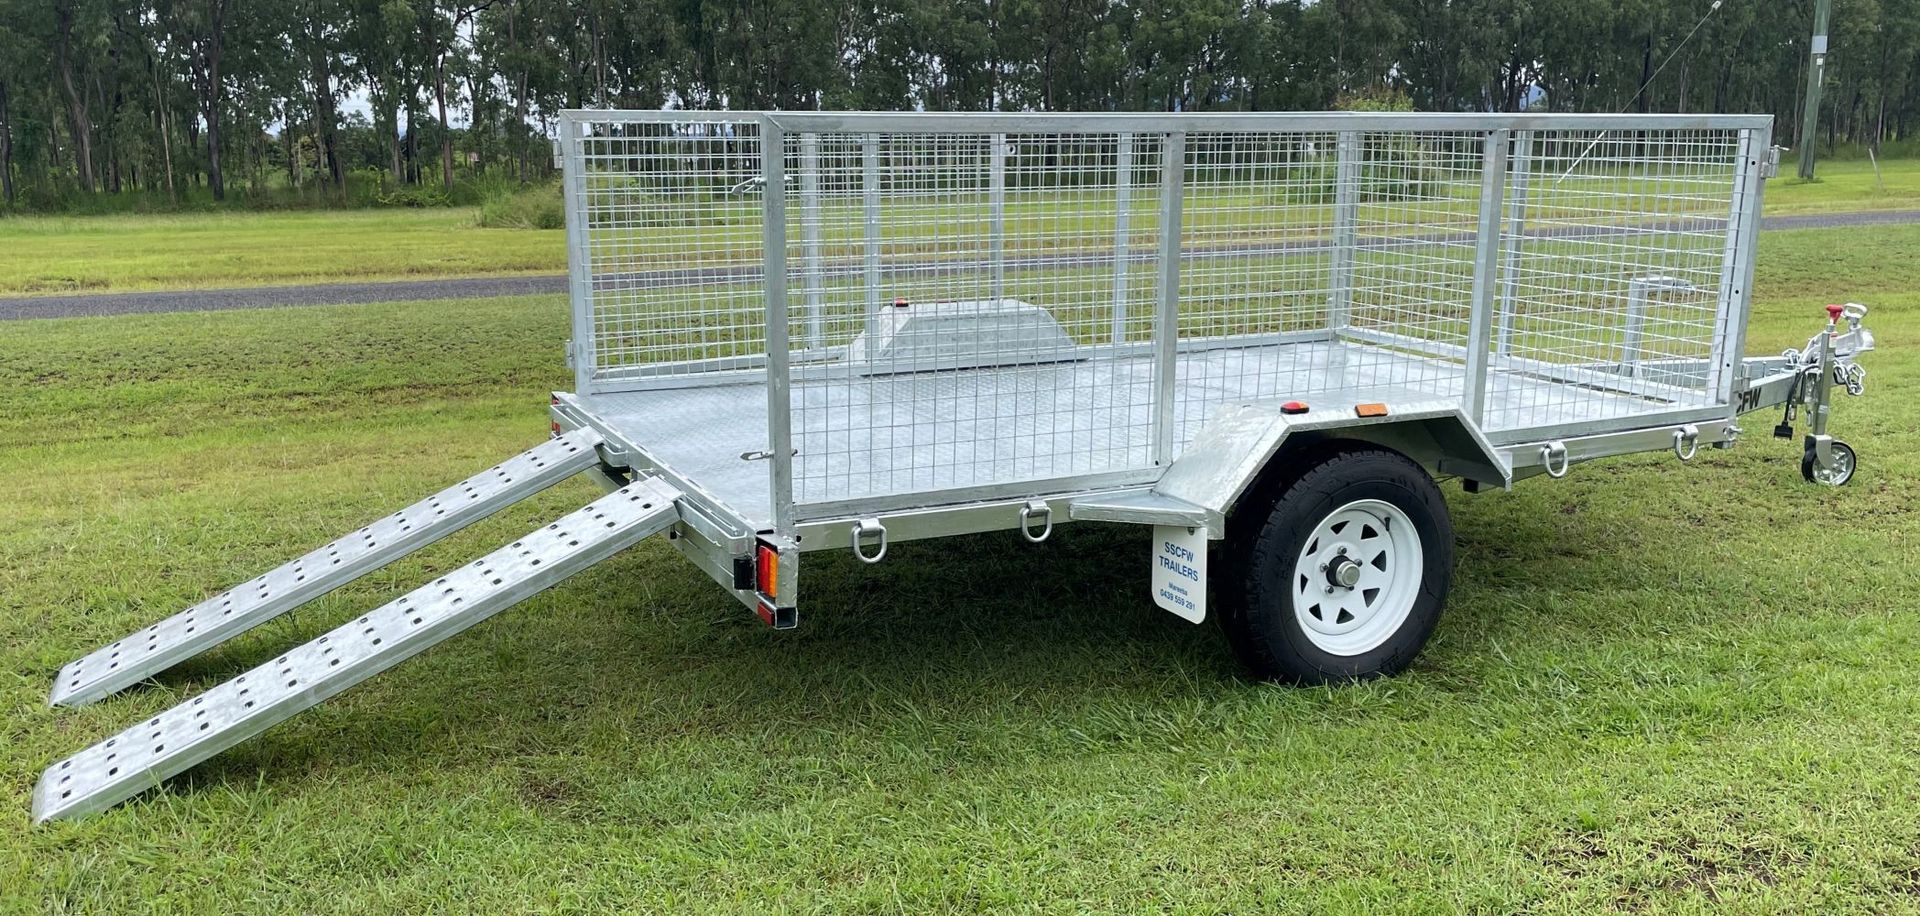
[
  {"x1": 0, "y1": 210, "x2": 559, "y2": 296},
  {"x1": 2, "y1": 158, "x2": 1918, "y2": 297},
  {"x1": 1, "y1": 219, "x2": 1916, "y2": 912},
  {"x1": 1766, "y1": 157, "x2": 1920, "y2": 214}
]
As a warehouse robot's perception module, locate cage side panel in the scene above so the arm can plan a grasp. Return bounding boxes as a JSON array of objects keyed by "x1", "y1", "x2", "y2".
[
  {"x1": 571, "y1": 117, "x2": 767, "y2": 388},
  {"x1": 1343, "y1": 130, "x2": 1490, "y2": 363},
  {"x1": 781, "y1": 132, "x2": 1165, "y2": 506},
  {"x1": 1481, "y1": 128, "x2": 1742, "y2": 432},
  {"x1": 1173, "y1": 130, "x2": 1342, "y2": 445},
  {"x1": 1176, "y1": 130, "x2": 1491, "y2": 447}
]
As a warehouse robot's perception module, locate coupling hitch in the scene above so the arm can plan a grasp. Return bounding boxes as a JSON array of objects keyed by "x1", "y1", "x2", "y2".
[{"x1": 1775, "y1": 303, "x2": 1873, "y2": 485}]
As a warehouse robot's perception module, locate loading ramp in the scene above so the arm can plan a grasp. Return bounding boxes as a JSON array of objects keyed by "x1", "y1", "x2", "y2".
[
  {"x1": 51, "y1": 430, "x2": 611, "y2": 708},
  {"x1": 35, "y1": 452, "x2": 682, "y2": 823}
]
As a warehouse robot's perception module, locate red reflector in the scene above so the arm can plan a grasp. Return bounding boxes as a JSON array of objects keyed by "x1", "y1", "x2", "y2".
[
  {"x1": 755, "y1": 542, "x2": 780, "y2": 598},
  {"x1": 1355, "y1": 403, "x2": 1389, "y2": 418},
  {"x1": 549, "y1": 420, "x2": 562, "y2": 438},
  {"x1": 1280, "y1": 401, "x2": 1309, "y2": 415},
  {"x1": 756, "y1": 600, "x2": 777, "y2": 626},
  {"x1": 893, "y1": 297, "x2": 910, "y2": 308}
]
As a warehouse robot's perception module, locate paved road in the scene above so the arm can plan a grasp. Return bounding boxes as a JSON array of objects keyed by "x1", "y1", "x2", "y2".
[{"x1": 4, "y1": 208, "x2": 1915, "y2": 322}]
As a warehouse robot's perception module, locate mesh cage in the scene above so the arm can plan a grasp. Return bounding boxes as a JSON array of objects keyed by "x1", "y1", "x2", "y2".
[{"x1": 561, "y1": 113, "x2": 1764, "y2": 520}]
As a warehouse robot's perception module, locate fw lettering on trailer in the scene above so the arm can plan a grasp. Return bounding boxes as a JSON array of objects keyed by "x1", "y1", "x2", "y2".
[{"x1": 1151, "y1": 525, "x2": 1208, "y2": 623}]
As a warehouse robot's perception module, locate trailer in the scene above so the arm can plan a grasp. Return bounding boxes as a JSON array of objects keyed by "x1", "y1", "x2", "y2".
[{"x1": 35, "y1": 111, "x2": 1876, "y2": 823}]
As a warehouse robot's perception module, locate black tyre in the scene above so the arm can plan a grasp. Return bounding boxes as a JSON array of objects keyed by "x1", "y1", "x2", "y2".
[
  {"x1": 1801, "y1": 439, "x2": 1856, "y2": 486},
  {"x1": 1220, "y1": 447, "x2": 1454, "y2": 684}
]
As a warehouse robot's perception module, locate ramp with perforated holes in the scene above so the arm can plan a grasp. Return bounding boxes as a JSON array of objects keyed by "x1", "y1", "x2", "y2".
[
  {"x1": 34, "y1": 475, "x2": 682, "y2": 823},
  {"x1": 49, "y1": 429, "x2": 607, "y2": 708}
]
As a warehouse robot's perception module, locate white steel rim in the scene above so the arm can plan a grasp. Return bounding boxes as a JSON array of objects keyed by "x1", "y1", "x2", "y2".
[{"x1": 1292, "y1": 499, "x2": 1424, "y2": 657}]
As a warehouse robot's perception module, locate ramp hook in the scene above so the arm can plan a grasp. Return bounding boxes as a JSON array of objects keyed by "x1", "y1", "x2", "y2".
[
  {"x1": 1541, "y1": 442, "x2": 1570, "y2": 479},
  {"x1": 851, "y1": 517, "x2": 888, "y2": 564},
  {"x1": 1673, "y1": 425, "x2": 1700, "y2": 461},
  {"x1": 1018, "y1": 500, "x2": 1054, "y2": 543}
]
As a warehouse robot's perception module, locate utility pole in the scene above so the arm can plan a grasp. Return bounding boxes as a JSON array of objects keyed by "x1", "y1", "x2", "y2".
[{"x1": 1798, "y1": 0, "x2": 1833, "y2": 179}]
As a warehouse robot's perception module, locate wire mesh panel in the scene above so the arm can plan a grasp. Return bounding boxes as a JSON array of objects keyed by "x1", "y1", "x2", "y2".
[
  {"x1": 779, "y1": 131, "x2": 1166, "y2": 506},
  {"x1": 1175, "y1": 131, "x2": 1339, "y2": 346},
  {"x1": 566, "y1": 115, "x2": 765, "y2": 387},
  {"x1": 1340, "y1": 131, "x2": 1493, "y2": 355},
  {"x1": 1481, "y1": 128, "x2": 1748, "y2": 433},
  {"x1": 1175, "y1": 130, "x2": 1495, "y2": 446}
]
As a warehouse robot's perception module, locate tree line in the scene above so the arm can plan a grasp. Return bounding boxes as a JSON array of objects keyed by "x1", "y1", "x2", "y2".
[{"x1": 1, "y1": 0, "x2": 1917, "y2": 209}]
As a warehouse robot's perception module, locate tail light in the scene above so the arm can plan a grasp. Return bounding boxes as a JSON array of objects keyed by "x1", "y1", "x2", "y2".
[
  {"x1": 755, "y1": 540, "x2": 780, "y2": 599},
  {"x1": 753, "y1": 539, "x2": 797, "y2": 629}
]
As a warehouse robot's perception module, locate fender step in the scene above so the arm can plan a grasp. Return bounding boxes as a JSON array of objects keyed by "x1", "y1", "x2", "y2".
[
  {"x1": 34, "y1": 475, "x2": 683, "y2": 824},
  {"x1": 50, "y1": 429, "x2": 607, "y2": 708}
]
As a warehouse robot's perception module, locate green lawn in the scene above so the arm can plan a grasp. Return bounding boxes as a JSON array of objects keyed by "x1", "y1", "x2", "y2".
[
  {"x1": 1765, "y1": 157, "x2": 1920, "y2": 215},
  {"x1": 2, "y1": 223, "x2": 1918, "y2": 912},
  {"x1": 0, "y1": 209, "x2": 559, "y2": 295},
  {"x1": 3, "y1": 157, "x2": 1919, "y2": 298}
]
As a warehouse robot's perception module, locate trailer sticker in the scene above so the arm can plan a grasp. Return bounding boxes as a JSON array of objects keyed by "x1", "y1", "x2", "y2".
[{"x1": 1152, "y1": 525, "x2": 1208, "y2": 623}]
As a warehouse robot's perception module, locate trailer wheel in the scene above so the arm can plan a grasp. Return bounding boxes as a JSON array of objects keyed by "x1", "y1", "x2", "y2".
[
  {"x1": 1801, "y1": 439, "x2": 1856, "y2": 486},
  {"x1": 1221, "y1": 448, "x2": 1453, "y2": 684}
]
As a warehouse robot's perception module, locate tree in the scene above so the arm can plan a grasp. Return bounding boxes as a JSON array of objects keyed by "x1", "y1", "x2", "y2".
[
  {"x1": 6, "y1": 0, "x2": 1920, "y2": 212},
  {"x1": 0, "y1": 78, "x2": 13, "y2": 204},
  {"x1": 52, "y1": 0, "x2": 101, "y2": 191},
  {"x1": 160, "y1": 0, "x2": 233, "y2": 199},
  {"x1": 0, "y1": 0, "x2": 31, "y2": 204},
  {"x1": 304, "y1": 0, "x2": 348, "y2": 190}
]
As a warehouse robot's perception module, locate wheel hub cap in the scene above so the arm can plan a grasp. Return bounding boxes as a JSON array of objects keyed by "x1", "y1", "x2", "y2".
[{"x1": 1327, "y1": 555, "x2": 1362, "y2": 589}]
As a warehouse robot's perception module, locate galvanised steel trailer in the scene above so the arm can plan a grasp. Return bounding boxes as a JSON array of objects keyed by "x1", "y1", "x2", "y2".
[{"x1": 36, "y1": 111, "x2": 1877, "y2": 823}]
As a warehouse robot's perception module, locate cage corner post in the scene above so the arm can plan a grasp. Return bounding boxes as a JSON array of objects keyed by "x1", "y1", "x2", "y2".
[
  {"x1": 799, "y1": 131, "x2": 825, "y2": 350},
  {"x1": 1152, "y1": 130, "x2": 1187, "y2": 466},
  {"x1": 560, "y1": 113, "x2": 597, "y2": 395},
  {"x1": 862, "y1": 131, "x2": 882, "y2": 339},
  {"x1": 1328, "y1": 130, "x2": 1360, "y2": 338},
  {"x1": 1109, "y1": 132, "x2": 1135, "y2": 345},
  {"x1": 1708, "y1": 123, "x2": 1772, "y2": 404},
  {"x1": 990, "y1": 132, "x2": 1008, "y2": 301},
  {"x1": 1494, "y1": 130, "x2": 1533, "y2": 359},
  {"x1": 1463, "y1": 129, "x2": 1510, "y2": 425},
  {"x1": 761, "y1": 116, "x2": 797, "y2": 534}
]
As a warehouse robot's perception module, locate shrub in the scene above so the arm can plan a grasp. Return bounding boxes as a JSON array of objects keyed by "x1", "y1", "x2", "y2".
[
  {"x1": 373, "y1": 183, "x2": 452, "y2": 208},
  {"x1": 477, "y1": 182, "x2": 564, "y2": 229}
]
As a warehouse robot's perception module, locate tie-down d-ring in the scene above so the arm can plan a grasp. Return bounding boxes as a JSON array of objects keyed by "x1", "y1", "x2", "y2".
[
  {"x1": 1018, "y1": 500, "x2": 1054, "y2": 543},
  {"x1": 1541, "y1": 441, "x2": 1570, "y2": 479},
  {"x1": 851, "y1": 517, "x2": 887, "y2": 564},
  {"x1": 1673, "y1": 424, "x2": 1700, "y2": 461}
]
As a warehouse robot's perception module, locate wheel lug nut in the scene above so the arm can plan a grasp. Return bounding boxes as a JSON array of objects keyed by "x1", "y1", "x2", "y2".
[{"x1": 1336, "y1": 547, "x2": 1347, "y2": 556}]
